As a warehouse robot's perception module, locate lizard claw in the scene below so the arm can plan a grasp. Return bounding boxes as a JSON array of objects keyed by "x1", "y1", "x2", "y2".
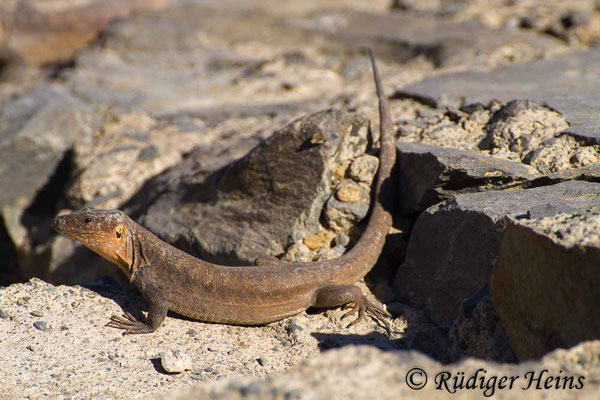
[
  {"x1": 106, "y1": 313, "x2": 152, "y2": 335},
  {"x1": 344, "y1": 297, "x2": 393, "y2": 337}
]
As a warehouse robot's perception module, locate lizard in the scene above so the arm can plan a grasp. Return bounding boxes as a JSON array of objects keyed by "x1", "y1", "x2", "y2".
[{"x1": 52, "y1": 49, "x2": 396, "y2": 335}]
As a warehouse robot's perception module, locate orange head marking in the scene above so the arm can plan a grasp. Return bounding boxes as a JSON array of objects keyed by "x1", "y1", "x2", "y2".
[{"x1": 52, "y1": 208, "x2": 135, "y2": 277}]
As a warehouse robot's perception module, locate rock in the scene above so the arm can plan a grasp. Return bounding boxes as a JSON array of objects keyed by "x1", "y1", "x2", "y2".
[
  {"x1": 0, "y1": 85, "x2": 99, "y2": 283},
  {"x1": 491, "y1": 209, "x2": 600, "y2": 360},
  {"x1": 479, "y1": 100, "x2": 569, "y2": 157},
  {"x1": 256, "y1": 356, "x2": 267, "y2": 367},
  {"x1": 33, "y1": 321, "x2": 48, "y2": 331},
  {"x1": 397, "y1": 141, "x2": 540, "y2": 214},
  {"x1": 325, "y1": 180, "x2": 371, "y2": 232},
  {"x1": 302, "y1": 231, "x2": 335, "y2": 251},
  {"x1": 305, "y1": 8, "x2": 564, "y2": 68},
  {"x1": 65, "y1": 112, "x2": 205, "y2": 209},
  {"x1": 348, "y1": 154, "x2": 379, "y2": 184},
  {"x1": 335, "y1": 180, "x2": 364, "y2": 203},
  {"x1": 60, "y1": 2, "x2": 344, "y2": 114},
  {"x1": 448, "y1": 287, "x2": 517, "y2": 362},
  {"x1": 0, "y1": 277, "x2": 397, "y2": 399},
  {"x1": 1, "y1": 0, "x2": 167, "y2": 66},
  {"x1": 395, "y1": 180, "x2": 600, "y2": 328},
  {"x1": 138, "y1": 109, "x2": 369, "y2": 264},
  {"x1": 399, "y1": 49, "x2": 600, "y2": 143},
  {"x1": 160, "y1": 350, "x2": 193, "y2": 373},
  {"x1": 162, "y1": 342, "x2": 600, "y2": 399}
]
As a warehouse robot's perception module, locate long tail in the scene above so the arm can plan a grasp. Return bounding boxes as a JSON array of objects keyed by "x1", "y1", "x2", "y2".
[{"x1": 326, "y1": 49, "x2": 396, "y2": 281}]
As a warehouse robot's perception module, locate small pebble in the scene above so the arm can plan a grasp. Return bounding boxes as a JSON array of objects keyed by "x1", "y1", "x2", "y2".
[
  {"x1": 30, "y1": 310, "x2": 44, "y2": 317},
  {"x1": 26, "y1": 345, "x2": 35, "y2": 352},
  {"x1": 348, "y1": 154, "x2": 378, "y2": 184},
  {"x1": 186, "y1": 329, "x2": 196, "y2": 337},
  {"x1": 137, "y1": 144, "x2": 161, "y2": 161},
  {"x1": 0, "y1": 309, "x2": 8, "y2": 319},
  {"x1": 33, "y1": 321, "x2": 48, "y2": 331},
  {"x1": 16, "y1": 296, "x2": 31, "y2": 306},
  {"x1": 160, "y1": 350, "x2": 193, "y2": 373},
  {"x1": 256, "y1": 357, "x2": 267, "y2": 366},
  {"x1": 335, "y1": 181, "x2": 363, "y2": 203},
  {"x1": 191, "y1": 372, "x2": 203, "y2": 381},
  {"x1": 287, "y1": 320, "x2": 304, "y2": 336}
]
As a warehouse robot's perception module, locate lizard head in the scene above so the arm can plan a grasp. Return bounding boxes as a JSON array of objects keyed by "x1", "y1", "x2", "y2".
[{"x1": 52, "y1": 208, "x2": 135, "y2": 275}]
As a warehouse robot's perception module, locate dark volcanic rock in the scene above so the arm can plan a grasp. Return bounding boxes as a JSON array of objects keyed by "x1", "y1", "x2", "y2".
[
  {"x1": 491, "y1": 210, "x2": 600, "y2": 360},
  {"x1": 448, "y1": 287, "x2": 517, "y2": 362},
  {"x1": 399, "y1": 49, "x2": 600, "y2": 142},
  {"x1": 397, "y1": 141, "x2": 540, "y2": 215},
  {"x1": 0, "y1": 85, "x2": 99, "y2": 283},
  {"x1": 139, "y1": 109, "x2": 369, "y2": 265},
  {"x1": 394, "y1": 180, "x2": 600, "y2": 328}
]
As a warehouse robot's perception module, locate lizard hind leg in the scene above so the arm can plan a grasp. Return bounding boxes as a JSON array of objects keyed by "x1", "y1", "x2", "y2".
[{"x1": 312, "y1": 285, "x2": 393, "y2": 336}]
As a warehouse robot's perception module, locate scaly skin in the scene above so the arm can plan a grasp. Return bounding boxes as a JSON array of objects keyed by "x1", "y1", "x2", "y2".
[{"x1": 52, "y1": 50, "x2": 396, "y2": 335}]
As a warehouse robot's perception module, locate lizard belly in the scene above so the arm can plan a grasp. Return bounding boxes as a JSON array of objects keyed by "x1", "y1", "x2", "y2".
[{"x1": 167, "y1": 292, "x2": 313, "y2": 325}]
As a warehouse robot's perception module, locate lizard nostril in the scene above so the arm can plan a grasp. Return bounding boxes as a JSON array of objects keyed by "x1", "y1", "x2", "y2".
[{"x1": 52, "y1": 217, "x2": 63, "y2": 232}]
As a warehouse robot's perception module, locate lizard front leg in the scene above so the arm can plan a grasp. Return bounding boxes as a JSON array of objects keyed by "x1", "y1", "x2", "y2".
[
  {"x1": 107, "y1": 283, "x2": 168, "y2": 335},
  {"x1": 313, "y1": 285, "x2": 392, "y2": 336}
]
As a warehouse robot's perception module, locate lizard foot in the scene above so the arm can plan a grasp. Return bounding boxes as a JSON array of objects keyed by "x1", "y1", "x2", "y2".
[
  {"x1": 341, "y1": 296, "x2": 393, "y2": 337},
  {"x1": 106, "y1": 312, "x2": 154, "y2": 335}
]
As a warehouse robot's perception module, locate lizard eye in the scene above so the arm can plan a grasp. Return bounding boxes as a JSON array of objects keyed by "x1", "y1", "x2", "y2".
[
  {"x1": 84, "y1": 217, "x2": 92, "y2": 224},
  {"x1": 116, "y1": 229, "x2": 122, "y2": 239}
]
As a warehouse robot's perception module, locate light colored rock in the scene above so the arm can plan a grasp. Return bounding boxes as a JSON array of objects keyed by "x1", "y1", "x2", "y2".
[
  {"x1": 0, "y1": 277, "x2": 397, "y2": 399},
  {"x1": 160, "y1": 350, "x2": 193, "y2": 373},
  {"x1": 335, "y1": 180, "x2": 364, "y2": 203},
  {"x1": 161, "y1": 342, "x2": 600, "y2": 400},
  {"x1": 348, "y1": 154, "x2": 378, "y2": 184},
  {"x1": 66, "y1": 112, "x2": 205, "y2": 209}
]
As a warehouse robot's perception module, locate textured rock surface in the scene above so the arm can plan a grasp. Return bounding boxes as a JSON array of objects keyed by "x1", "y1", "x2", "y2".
[
  {"x1": 397, "y1": 141, "x2": 539, "y2": 214},
  {"x1": 400, "y1": 49, "x2": 600, "y2": 142},
  {"x1": 448, "y1": 288, "x2": 516, "y2": 362},
  {"x1": 0, "y1": 85, "x2": 99, "y2": 283},
  {"x1": 395, "y1": 180, "x2": 600, "y2": 328},
  {"x1": 1, "y1": 0, "x2": 600, "y2": 398},
  {"x1": 138, "y1": 109, "x2": 370, "y2": 265},
  {"x1": 491, "y1": 210, "x2": 600, "y2": 360},
  {"x1": 162, "y1": 342, "x2": 600, "y2": 400},
  {"x1": 0, "y1": 278, "x2": 400, "y2": 400},
  {"x1": 297, "y1": 8, "x2": 565, "y2": 68},
  {"x1": 65, "y1": 112, "x2": 205, "y2": 209}
]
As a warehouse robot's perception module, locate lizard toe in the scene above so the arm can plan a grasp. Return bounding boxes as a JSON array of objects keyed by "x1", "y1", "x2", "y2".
[
  {"x1": 343, "y1": 296, "x2": 393, "y2": 337},
  {"x1": 107, "y1": 314, "x2": 153, "y2": 335}
]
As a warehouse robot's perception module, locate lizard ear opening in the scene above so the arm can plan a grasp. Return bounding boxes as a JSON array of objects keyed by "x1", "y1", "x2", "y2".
[
  {"x1": 115, "y1": 225, "x2": 124, "y2": 240},
  {"x1": 115, "y1": 227, "x2": 131, "y2": 267}
]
